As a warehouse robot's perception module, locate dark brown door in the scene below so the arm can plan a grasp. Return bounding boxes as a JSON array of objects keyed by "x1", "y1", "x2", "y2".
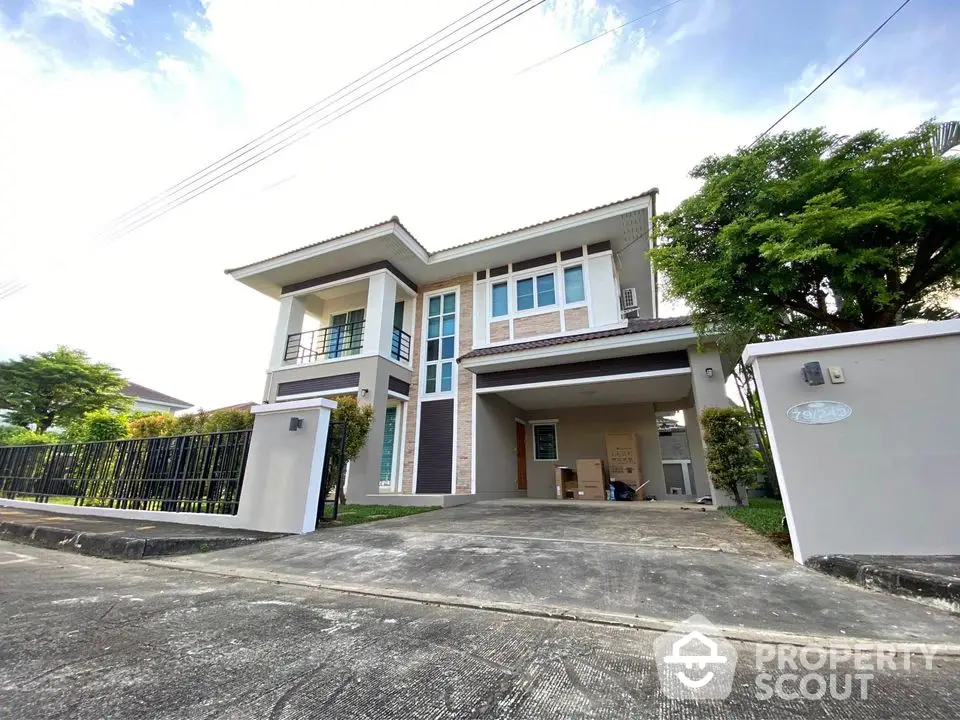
[{"x1": 516, "y1": 422, "x2": 527, "y2": 491}]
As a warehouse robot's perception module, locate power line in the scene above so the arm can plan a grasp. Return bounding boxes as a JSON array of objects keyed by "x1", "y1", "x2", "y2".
[
  {"x1": 0, "y1": 0, "x2": 546, "y2": 302},
  {"x1": 91, "y1": 0, "x2": 547, "y2": 249},
  {"x1": 102, "y1": 0, "x2": 514, "y2": 235},
  {"x1": 515, "y1": 0, "x2": 685, "y2": 76},
  {"x1": 749, "y1": 0, "x2": 913, "y2": 147}
]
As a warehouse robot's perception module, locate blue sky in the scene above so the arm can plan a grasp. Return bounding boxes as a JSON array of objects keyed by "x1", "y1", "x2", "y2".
[
  {"x1": 3, "y1": 0, "x2": 957, "y2": 120},
  {"x1": 0, "y1": 0, "x2": 956, "y2": 407}
]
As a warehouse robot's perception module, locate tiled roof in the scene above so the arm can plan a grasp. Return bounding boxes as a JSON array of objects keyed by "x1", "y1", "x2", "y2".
[
  {"x1": 207, "y1": 402, "x2": 257, "y2": 413},
  {"x1": 225, "y1": 189, "x2": 659, "y2": 274},
  {"x1": 457, "y1": 316, "x2": 692, "y2": 361},
  {"x1": 121, "y1": 382, "x2": 192, "y2": 408},
  {"x1": 437, "y1": 188, "x2": 660, "y2": 252}
]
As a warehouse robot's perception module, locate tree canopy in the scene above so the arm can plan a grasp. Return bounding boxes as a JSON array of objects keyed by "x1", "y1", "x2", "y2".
[
  {"x1": 651, "y1": 121, "x2": 960, "y2": 341},
  {"x1": 0, "y1": 346, "x2": 131, "y2": 433}
]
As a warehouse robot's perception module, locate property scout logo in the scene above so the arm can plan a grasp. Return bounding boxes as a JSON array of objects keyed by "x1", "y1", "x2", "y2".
[{"x1": 654, "y1": 614, "x2": 938, "y2": 702}]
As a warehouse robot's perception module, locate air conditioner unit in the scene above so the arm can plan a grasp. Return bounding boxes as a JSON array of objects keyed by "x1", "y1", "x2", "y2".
[{"x1": 622, "y1": 287, "x2": 639, "y2": 312}]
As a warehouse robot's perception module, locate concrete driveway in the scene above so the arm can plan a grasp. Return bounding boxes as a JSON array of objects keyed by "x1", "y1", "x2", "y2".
[{"x1": 155, "y1": 500, "x2": 960, "y2": 647}]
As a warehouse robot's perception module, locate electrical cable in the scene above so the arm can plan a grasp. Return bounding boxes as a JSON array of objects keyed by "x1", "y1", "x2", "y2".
[{"x1": 749, "y1": 0, "x2": 913, "y2": 147}]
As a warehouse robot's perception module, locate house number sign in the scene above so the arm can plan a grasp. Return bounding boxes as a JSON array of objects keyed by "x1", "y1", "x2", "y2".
[{"x1": 786, "y1": 400, "x2": 852, "y2": 425}]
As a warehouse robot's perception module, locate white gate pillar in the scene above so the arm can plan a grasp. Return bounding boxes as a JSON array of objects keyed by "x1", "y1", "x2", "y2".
[{"x1": 239, "y1": 398, "x2": 338, "y2": 533}]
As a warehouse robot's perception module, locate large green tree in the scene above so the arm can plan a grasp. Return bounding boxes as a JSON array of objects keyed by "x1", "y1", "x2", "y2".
[
  {"x1": 651, "y1": 121, "x2": 960, "y2": 340},
  {"x1": 0, "y1": 347, "x2": 131, "y2": 433}
]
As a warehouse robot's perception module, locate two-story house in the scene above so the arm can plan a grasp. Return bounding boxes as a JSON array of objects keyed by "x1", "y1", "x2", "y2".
[{"x1": 226, "y1": 190, "x2": 733, "y2": 507}]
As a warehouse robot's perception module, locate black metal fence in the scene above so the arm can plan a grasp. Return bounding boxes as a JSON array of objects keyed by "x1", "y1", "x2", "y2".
[
  {"x1": 0, "y1": 430, "x2": 252, "y2": 515},
  {"x1": 317, "y1": 421, "x2": 349, "y2": 524},
  {"x1": 286, "y1": 322, "x2": 364, "y2": 363}
]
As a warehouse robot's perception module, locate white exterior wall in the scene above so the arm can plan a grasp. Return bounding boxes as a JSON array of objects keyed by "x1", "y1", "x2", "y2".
[
  {"x1": 745, "y1": 320, "x2": 960, "y2": 563},
  {"x1": 586, "y1": 253, "x2": 620, "y2": 326}
]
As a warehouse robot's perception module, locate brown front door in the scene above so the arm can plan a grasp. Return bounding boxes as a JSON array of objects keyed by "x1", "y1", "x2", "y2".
[{"x1": 516, "y1": 422, "x2": 527, "y2": 491}]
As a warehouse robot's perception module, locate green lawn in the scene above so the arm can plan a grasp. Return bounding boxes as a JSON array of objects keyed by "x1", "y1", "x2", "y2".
[
  {"x1": 722, "y1": 497, "x2": 792, "y2": 550},
  {"x1": 14, "y1": 495, "x2": 78, "y2": 506},
  {"x1": 320, "y1": 504, "x2": 441, "y2": 526}
]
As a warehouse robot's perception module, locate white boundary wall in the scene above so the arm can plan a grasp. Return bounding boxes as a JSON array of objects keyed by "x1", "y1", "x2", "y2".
[
  {"x1": 0, "y1": 398, "x2": 337, "y2": 534},
  {"x1": 744, "y1": 320, "x2": 960, "y2": 563}
]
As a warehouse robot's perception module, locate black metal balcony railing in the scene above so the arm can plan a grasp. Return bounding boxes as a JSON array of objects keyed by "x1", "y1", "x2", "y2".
[
  {"x1": 285, "y1": 321, "x2": 364, "y2": 363},
  {"x1": 391, "y1": 327, "x2": 411, "y2": 363}
]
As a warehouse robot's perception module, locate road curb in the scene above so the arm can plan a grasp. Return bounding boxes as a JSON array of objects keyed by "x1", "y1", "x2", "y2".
[
  {"x1": 807, "y1": 555, "x2": 960, "y2": 612},
  {"x1": 144, "y1": 558, "x2": 960, "y2": 655},
  {"x1": 0, "y1": 520, "x2": 265, "y2": 560}
]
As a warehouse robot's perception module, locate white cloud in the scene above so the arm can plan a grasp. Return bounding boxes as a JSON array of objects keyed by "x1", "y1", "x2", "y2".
[{"x1": 0, "y1": 0, "x2": 952, "y2": 407}]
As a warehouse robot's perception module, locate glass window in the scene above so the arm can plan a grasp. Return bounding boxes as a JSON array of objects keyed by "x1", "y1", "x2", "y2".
[
  {"x1": 533, "y1": 424, "x2": 558, "y2": 461},
  {"x1": 424, "y1": 291, "x2": 456, "y2": 394},
  {"x1": 491, "y1": 282, "x2": 508, "y2": 317},
  {"x1": 564, "y1": 265, "x2": 585, "y2": 303},
  {"x1": 516, "y1": 278, "x2": 534, "y2": 311},
  {"x1": 536, "y1": 273, "x2": 555, "y2": 307}
]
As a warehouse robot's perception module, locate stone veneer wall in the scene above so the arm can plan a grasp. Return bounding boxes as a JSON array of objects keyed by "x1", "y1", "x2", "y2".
[
  {"x1": 564, "y1": 307, "x2": 589, "y2": 331},
  {"x1": 489, "y1": 320, "x2": 510, "y2": 342},
  {"x1": 514, "y1": 311, "x2": 561, "y2": 339},
  {"x1": 401, "y1": 275, "x2": 474, "y2": 494}
]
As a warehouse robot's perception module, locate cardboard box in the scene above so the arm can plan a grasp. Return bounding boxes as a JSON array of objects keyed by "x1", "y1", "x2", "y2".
[
  {"x1": 575, "y1": 459, "x2": 606, "y2": 500},
  {"x1": 605, "y1": 433, "x2": 643, "y2": 498},
  {"x1": 554, "y1": 467, "x2": 577, "y2": 499}
]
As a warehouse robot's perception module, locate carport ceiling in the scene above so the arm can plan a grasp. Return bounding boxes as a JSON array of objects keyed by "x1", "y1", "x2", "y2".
[{"x1": 491, "y1": 372, "x2": 692, "y2": 411}]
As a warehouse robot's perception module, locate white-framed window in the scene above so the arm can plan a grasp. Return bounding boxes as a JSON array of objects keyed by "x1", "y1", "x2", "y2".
[
  {"x1": 424, "y1": 290, "x2": 457, "y2": 394},
  {"x1": 563, "y1": 264, "x2": 585, "y2": 304},
  {"x1": 532, "y1": 422, "x2": 558, "y2": 461},
  {"x1": 515, "y1": 271, "x2": 556, "y2": 312}
]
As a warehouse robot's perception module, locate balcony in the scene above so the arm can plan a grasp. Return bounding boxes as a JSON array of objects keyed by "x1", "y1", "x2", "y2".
[{"x1": 285, "y1": 322, "x2": 411, "y2": 365}]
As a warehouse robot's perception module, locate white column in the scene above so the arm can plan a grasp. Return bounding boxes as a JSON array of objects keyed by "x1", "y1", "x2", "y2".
[
  {"x1": 687, "y1": 343, "x2": 741, "y2": 506},
  {"x1": 269, "y1": 296, "x2": 306, "y2": 369},
  {"x1": 239, "y1": 398, "x2": 337, "y2": 533},
  {"x1": 362, "y1": 271, "x2": 398, "y2": 358}
]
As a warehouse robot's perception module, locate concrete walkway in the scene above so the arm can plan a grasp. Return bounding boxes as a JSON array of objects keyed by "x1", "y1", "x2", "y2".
[
  {"x1": 0, "y1": 505, "x2": 280, "y2": 559},
  {"x1": 152, "y1": 500, "x2": 960, "y2": 648}
]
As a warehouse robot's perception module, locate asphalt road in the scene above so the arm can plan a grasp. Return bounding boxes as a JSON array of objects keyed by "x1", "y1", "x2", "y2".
[{"x1": 2, "y1": 541, "x2": 959, "y2": 719}]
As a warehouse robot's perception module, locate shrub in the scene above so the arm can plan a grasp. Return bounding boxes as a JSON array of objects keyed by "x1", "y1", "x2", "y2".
[
  {"x1": 0, "y1": 428, "x2": 61, "y2": 446},
  {"x1": 332, "y1": 395, "x2": 375, "y2": 463},
  {"x1": 128, "y1": 412, "x2": 178, "y2": 438},
  {"x1": 66, "y1": 409, "x2": 129, "y2": 443},
  {"x1": 699, "y1": 406, "x2": 758, "y2": 506},
  {"x1": 172, "y1": 410, "x2": 208, "y2": 435},
  {"x1": 202, "y1": 408, "x2": 254, "y2": 433}
]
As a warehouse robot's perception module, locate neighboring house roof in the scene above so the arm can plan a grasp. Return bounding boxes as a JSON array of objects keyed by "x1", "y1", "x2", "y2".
[
  {"x1": 225, "y1": 189, "x2": 659, "y2": 277},
  {"x1": 122, "y1": 383, "x2": 192, "y2": 409},
  {"x1": 457, "y1": 317, "x2": 692, "y2": 360},
  {"x1": 206, "y1": 402, "x2": 256, "y2": 413}
]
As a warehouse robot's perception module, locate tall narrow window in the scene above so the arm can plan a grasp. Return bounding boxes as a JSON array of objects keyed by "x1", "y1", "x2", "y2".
[
  {"x1": 424, "y1": 291, "x2": 456, "y2": 394},
  {"x1": 491, "y1": 282, "x2": 508, "y2": 317},
  {"x1": 563, "y1": 265, "x2": 585, "y2": 303}
]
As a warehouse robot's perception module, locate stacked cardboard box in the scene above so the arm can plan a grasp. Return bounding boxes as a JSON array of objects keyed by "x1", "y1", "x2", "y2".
[
  {"x1": 554, "y1": 467, "x2": 578, "y2": 499},
  {"x1": 605, "y1": 433, "x2": 643, "y2": 499},
  {"x1": 575, "y1": 458, "x2": 606, "y2": 500}
]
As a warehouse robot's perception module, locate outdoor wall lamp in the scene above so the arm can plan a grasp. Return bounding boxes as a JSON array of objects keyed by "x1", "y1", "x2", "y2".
[
  {"x1": 705, "y1": 367, "x2": 714, "y2": 379},
  {"x1": 360, "y1": 388, "x2": 369, "y2": 398},
  {"x1": 288, "y1": 417, "x2": 303, "y2": 432}
]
